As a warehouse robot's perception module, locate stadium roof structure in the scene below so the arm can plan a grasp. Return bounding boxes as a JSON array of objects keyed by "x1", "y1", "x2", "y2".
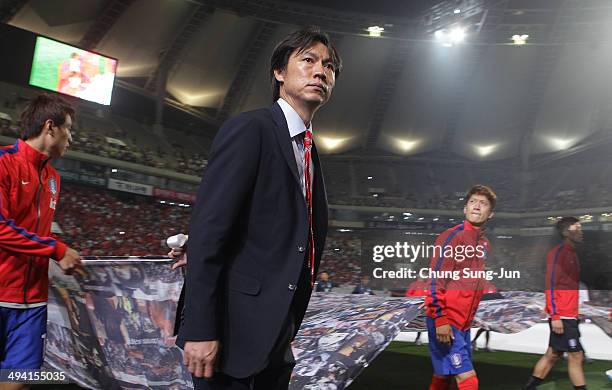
[{"x1": 4, "y1": 0, "x2": 612, "y2": 165}]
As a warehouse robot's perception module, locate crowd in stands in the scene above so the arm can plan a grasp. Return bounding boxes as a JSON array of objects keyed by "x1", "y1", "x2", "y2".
[
  {"x1": 1, "y1": 95, "x2": 208, "y2": 175},
  {"x1": 319, "y1": 235, "x2": 362, "y2": 286},
  {"x1": 56, "y1": 184, "x2": 191, "y2": 256},
  {"x1": 0, "y1": 118, "x2": 19, "y2": 138},
  {"x1": 171, "y1": 142, "x2": 208, "y2": 175}
]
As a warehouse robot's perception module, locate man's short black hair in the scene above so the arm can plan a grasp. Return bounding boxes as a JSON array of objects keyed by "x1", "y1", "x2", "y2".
[
  {"x1": 20, "y1": 94, "x2": 75, "y2": 140},
  {"x1": 269, "y1": 26, "x2": 342, "y2": 102},
  {"x1": 556, "y1": 216, "x2": 580, "y2": 237}
]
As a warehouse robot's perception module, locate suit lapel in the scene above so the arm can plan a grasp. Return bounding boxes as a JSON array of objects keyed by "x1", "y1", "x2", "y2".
[
  {"x1": 311, "y1": 142, "x2": 328, "y2": 252},
  {"x1": 271, "y1": 103, "x2": 302, "y2": 190},
  {"x1": 311, "y1": 142, "x2": 327, "y2": 208}
]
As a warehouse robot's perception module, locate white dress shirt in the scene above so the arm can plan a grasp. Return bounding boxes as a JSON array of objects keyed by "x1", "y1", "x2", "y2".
[{"x1": 277, "y1": 98, "x2": 314, "y2": 199}]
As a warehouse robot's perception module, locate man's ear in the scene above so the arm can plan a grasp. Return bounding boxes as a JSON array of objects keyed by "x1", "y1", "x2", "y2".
[
  {"x1": 273, "y1": 68, "x2": 285, "y2": 83},
  {"x1": 488, "y1": 211, "x2": 495, "y2": 220},
  {"x1": 43, "y1": 119, "x2": 54, "y2": 137}
]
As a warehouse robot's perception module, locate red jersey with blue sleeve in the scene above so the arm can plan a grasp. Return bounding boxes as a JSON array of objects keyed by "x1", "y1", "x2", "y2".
[
  {"x1": 0, "y1": 140, "x2": 67, "y2": 304},
  {"x1": 425, "y1": 220, "x2": 491, "y2": 331},
  {"x1": 545, "y1": 243, "x2": 580, "y2": 320}
]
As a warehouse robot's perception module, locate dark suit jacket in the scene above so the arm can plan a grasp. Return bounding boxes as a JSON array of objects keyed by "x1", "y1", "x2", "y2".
[{"x1": 176, "y1": 102, "x2": 328, "y2": 378}]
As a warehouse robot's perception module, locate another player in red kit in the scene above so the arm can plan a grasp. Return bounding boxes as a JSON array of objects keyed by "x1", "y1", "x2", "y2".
[{"x1": 425, "y1": 185, "x2": 496, "y2": 390}]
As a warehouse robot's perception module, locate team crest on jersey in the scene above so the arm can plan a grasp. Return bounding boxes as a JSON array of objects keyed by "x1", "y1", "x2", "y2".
[
  {"x1": 450, "y1": 353, "x2": 462, "y2": 368},
  {"x1": 49, "y1": 178, "x2": 57, "y2": 195}
]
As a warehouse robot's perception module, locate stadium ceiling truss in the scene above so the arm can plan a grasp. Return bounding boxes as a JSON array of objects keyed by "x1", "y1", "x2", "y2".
[
  {"x1": 79, "y1": 0, "x2": 135, "y2": 50},
  {"x1": 144, "y1": 3, "x2": 215, "y2": 93},
  {"x1": 0, "y1": 0, "x2": 28, "y2": 24},
  {"x1": 216, "y1": 21, "x2": 278, "y2": 122},
  {"x1": 363, "y1": 37, "x2": 414, "y2": 151},
  {"x1": 518, "y1": 0, "x2": 573, "y2": 171},
  {"x1": 439, "y1": 1, "x2": 507, "y2": 154}
]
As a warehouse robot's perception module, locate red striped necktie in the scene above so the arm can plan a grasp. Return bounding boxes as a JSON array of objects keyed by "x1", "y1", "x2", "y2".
[{"x1": 303, "y1": 130, "x2": 315, "y2": 288}]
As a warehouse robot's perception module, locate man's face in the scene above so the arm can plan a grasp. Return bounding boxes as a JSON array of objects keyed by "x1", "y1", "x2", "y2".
[
  {"x1": 274, "y1": 42, "x2": 336, "y2": 110},
  {"x1": 320, "y1": 272, "x2": 329, "y2": 281},
  {"x1": 463, "y1": 194, "x2": 494, "y2": 226},
  {"x1": 565, "y1": 222, "x2": 583, "y2": 243},
  {"x1": 48, "y1": 114, "x2": 73, "y2": 158}
]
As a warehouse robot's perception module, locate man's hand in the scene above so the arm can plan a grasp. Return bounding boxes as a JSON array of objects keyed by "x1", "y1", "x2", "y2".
[
  {"x1": 58, "y1": 247, "x2": 87, "y2": 277},
  {"x1": 184, "y1": 340, "x2": 220, "y2": 379},
  {"x1": 551, "y1": 319, "x2": 564, "y2": 334},
  {"x1": 436, "y1": 324, "x2": 454, "y2": 346},
  {"x1": 168, "y1": 248, "x2": 187, "y2": 270}
]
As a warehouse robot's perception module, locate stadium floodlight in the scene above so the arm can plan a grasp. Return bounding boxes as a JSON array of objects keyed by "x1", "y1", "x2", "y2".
[
  {"x1": 474, "y1": 144, "x2": 498, "y2": 157},
  {"x1": 367, "y1": 176, "x2": 374, "y2": 180},
  {"x1": 512, "y1": 34, "x2": 529, "y2": 45},
  {"x1": 434, "y1": 27, "x2": 466, "y2": 46},
  {"x1": 119, "y1": 231, "x2": 125, "y2": 235},
  {"x1": 433, "y1": 217, "x2": 439, "y2": 221},
  {"x1": 449, "y1": 27, "x2": 466, "y2": 44},
  {"x1": 418, "y1": 217, "x2": 424, "y2": 220},
  {"x1": 395, "y1": 138, "x2": 420, "y2": 152},
  {"x1": 319, "y1": 136, "x2": 349, "y2": 151},
  {"x1": 454, "y1": 8, "x2": 461, "y2": 14},
  {"x1": 367, "y1": 26, "x2": 385, "y2": 37},
  {"x1": 548, "y1": 136, "x2": 575, "y2": 151},
  {"x1": 373, "y1": 193, "x2": 379, "y2": 198},
  {"x1": 111, "y1": 168, "x2": 118, "y2": 173}
]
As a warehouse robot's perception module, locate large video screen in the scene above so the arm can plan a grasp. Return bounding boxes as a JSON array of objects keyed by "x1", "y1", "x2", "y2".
[{"x1": 29, "y1": 36, "x2": 117, "y2": 105}]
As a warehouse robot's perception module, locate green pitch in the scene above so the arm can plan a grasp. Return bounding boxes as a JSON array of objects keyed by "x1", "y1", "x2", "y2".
[{"x1": 351, "y1": 342, "x2": 612, "y2": 389}]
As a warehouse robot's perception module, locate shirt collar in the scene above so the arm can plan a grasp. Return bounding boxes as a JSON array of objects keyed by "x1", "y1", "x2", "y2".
[
  {"x1": 18, "y1": 139, "x2": 49, "y2": 167},
  {"x1": 277, "y1": 98, "x2": 312, "y2": 138},
  {"x1": 463, "y1": 219, "x2": 484, "y2": 232}
]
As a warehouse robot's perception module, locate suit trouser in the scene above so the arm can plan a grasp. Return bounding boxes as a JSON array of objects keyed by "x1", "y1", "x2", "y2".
[{"x1": 192, "y1": 264, "x2": 311, "y2": 390}]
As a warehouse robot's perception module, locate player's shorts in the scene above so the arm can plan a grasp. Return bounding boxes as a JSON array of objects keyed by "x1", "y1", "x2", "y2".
[
  {"x1": 548, "y1": 318, "x2": 583, "y2": 353},
  {"x1": 426, "y1": 317, "x2": 474, "y2": 375},
  {"x1": 0, "y1": 306, "x2": 47, "y2": 369}
]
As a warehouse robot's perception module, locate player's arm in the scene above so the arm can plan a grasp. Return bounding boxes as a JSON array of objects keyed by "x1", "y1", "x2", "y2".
[
  {"x1": 427, "y1": 233, "x2": 459, "y2": 344},
  {"x1": 548, "y1": 251, "x2": 567, "y2": 333},
  {"x1": 0, "y1": 171, "x2": 67, "y2": 261}
]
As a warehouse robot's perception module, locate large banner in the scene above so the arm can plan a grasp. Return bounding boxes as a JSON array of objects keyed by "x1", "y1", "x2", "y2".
[
  {"x1": 45, "y1": 259, "x2": 419, "y2": 389},
  {"x1": 46, "y1": 260, "x2": 610, "y2": 389},
  {"x1": 401, "y1": 291, "x2": 611, "y2": 337},
  {"x1": 46, "y1": 258, "x2": 189, "y2": 389},
  {"x1": 290, "y1": 294, "x2": 419, "y2": 389}
]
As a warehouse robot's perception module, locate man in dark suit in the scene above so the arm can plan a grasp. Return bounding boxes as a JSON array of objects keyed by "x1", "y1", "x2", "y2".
[{"x1": 176, "y1": 27, "x2": 342, "y2": 390}]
